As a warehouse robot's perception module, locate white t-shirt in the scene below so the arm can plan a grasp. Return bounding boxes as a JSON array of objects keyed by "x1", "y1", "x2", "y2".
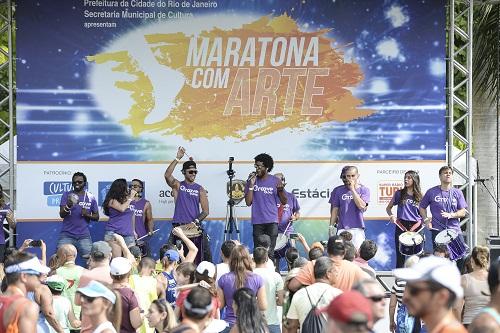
[
  {"x1": 254, "y1": 267, "x2": 284, "y2": 325},
  {"x1": 49, "y1": 296, "x2": 71, "y2": 333},
  {"x1": 287, "y1": 282, "x2": 342, "y2": 330},
  {"x1": 93, "y1": 321, "x2": 117, "y2": 333},
  {"x1": 215, "y1": 262, "x2": 230, "y2": 284}
]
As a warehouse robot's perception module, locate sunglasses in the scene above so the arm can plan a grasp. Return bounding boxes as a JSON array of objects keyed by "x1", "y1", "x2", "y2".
[
  {"x1": 72, "y1": 181, "x2": 84, "y2": 185},
  {"x1": 187, "y1": 170, "x2": 198, "y2": 175},
  {"x1": 368, "y1": 295, "x2": 385, "y2": 303},
  {"x1": 81, "y1": 294, "x2": 96, "y2": 303},
  {"x1": 407, "y1": 285, "x2": 434, "y2": 296}
]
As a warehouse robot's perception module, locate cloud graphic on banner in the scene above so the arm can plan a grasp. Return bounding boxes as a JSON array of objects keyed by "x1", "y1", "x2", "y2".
[
  {"x1": 429, "y1": 58, "x2": 446, "y2": 77},
  {"x1": 87, "y1": 14, "x2": 374, "y2": 141},
  {"x1": 385, "y1": 4, "x2": 410, "y2": 28},
  {"x1": 376, "y1": 38, "x2": 405, "y2": 62}
]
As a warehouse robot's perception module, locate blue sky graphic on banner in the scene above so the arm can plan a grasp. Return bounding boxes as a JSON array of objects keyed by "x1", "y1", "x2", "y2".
[{"x1": 16, "y1": 0, "x2": 446, "y2": 162}]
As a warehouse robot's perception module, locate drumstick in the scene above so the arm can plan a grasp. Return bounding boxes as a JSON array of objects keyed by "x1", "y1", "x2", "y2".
[
  {"x1": 136, "y1": 228, "x2": 160, "y2": 241},
  {"x1": 283, "y1": 220, "x2": 293, "y2": 234},
  {"x1": 394, "y1": 220, "x2": 407, "y2": 232}
]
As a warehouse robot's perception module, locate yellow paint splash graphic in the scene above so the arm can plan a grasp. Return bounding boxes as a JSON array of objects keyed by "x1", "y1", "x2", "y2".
[{"x1": 88, "y1": 15, "x2": 374, "y2": 141}]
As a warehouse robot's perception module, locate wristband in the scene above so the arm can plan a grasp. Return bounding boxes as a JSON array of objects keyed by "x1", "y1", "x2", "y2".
[
  {"x1": 248, "y1": 188, "x2": 253, "y2": 191},
  {"x1": 194, "y1": 218, "x2": 200, "y2": 223}
]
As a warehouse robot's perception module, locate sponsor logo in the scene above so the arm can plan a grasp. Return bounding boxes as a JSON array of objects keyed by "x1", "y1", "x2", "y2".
[
  {"x1": 43, "y1": 181, "x2": 72, "y2": 207},
  {"x1": 291, "y1": 188, "x2": 332, "y2": 199},
  {"x1": 180, "y1": 185, "x2": 199, "y2": 196},
  {"x1": 158, "y1": 189, "x2": 175, "y2": 205},
  {"x1": 378, "y1": 180, "x2": 404, "y2": 204},
  {"x1": 434, "y1": 195, "x2": 457, "y2": 204},
  {"x1": 376, "y1": 169, "x2": 407, "y2": 175},
  {"x1": 252, "y1": 185, "x2": 273, "y2": 195},
  {"x1": 129, "y1": 204, "x2": 143, "y2": 217}
]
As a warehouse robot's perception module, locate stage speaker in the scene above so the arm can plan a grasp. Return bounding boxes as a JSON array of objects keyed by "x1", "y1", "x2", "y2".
[{"x1": 486, "y1": 236, "x2": 500, "y2": 263}]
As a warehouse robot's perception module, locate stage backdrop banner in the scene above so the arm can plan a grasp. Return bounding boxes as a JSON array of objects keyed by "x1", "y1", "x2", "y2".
[{"x1": 16, "y1": 0, "x2": 446, "y2": 269}]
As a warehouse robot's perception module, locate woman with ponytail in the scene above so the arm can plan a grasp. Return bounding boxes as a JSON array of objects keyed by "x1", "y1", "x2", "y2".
[
  {"x1": 230, "y1": 288, "x2": 268, "y2": 333},
  {"x1": 454, "y1": 245, "x2": 490, "y2": 327}
]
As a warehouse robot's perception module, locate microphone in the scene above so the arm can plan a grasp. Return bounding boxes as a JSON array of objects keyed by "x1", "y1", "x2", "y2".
[
  {"x1": 248, "y1": 172, "x2": 256, "y2": 182},
  {"x1": 474, "y1": 176, "x2": 494, "y2": 182}
]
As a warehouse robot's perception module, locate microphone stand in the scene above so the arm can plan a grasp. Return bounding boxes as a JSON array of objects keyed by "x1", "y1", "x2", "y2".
[{"x1": 224, "y1": 157, "x2": 240, "y2": 241}]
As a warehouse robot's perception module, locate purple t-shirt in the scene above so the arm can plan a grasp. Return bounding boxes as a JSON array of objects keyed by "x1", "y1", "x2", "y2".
[
  {"x1": 217, "y1": 271, "x2": 263, "y2": 325},
  {"x1": 278, "y1": 191, "x2": 300, "y2": 234},
  {"x1": 419, "y1": 186, "x2": 468, "y2": 231},
  {"x1": 116, "y1": 287, "x2": 140, "y2": 333},
  {"x1": 130, "y1": 198, "x2": 148, "y2": 238},
  {"x1": 0, "y1": 203, "x2": 10, "y2": 245},
  {"x1": 172, "y1": 181, "x2": 202, "y2": 224},
  {"x1": 329, "y1": 184, "x2": 370, "y2": 229},
  {"x1": 244, "y1": 175, "x2": 281, "y2": 225},
  {"x1": 60, "y1": 191, "x2": 98, "y2": 237},
  {"x1": 106, "y1": 205, "x2": 134, "y2": 236},
  {"x1": 393, "y1": 190, "x2": 422, "y2": 222}
]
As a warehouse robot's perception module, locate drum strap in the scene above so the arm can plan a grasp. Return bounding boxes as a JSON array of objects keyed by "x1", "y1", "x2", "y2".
[{"x1": 278, "y1": 205, "x2": 284, "y2": 223}]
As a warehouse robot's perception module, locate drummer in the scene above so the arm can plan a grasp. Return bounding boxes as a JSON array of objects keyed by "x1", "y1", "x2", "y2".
[
  {"x1": 386, "y1": 170, "x2": 423, "y2": 268},
  {"x1": 419, "y1": 166, "x2": 468, "y2": 266},
  {"x1": 130, "y1": 178, "x2": 154, "y2": 257},
  {"x1": 274, "y1": 173, "x2": 300, "y2": 241},
  {"x1": 164, "y1": 146, "x2": 211, "y2": 263}
]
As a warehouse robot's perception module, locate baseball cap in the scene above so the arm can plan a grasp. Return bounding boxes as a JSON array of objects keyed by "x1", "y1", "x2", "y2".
[
  {"x1": 77, "y1": 280, "x2": 116, "y2": 304},
  {"x1": 196, "y1": 261, "x2": 216, "y2": 278},
  {"x1": 182, "y1": 160, "x2": 197, "y2": 171},
  {"x1": 393, "y1": 255, "x2": 463, "y2": 298},
  {"x1": 46, "y1": 275, "x2": 67, "y2": 291},
  {"x1": 110, "y1": 257, "x2": 132, "y2": 276},
  {"x1": 163, "y1": 249, "x2": 180, "y2": 262},
  {"x1": 91, "y1": 241, "x2": 112, "y2": 259},
  {"x1": 4, "y1": 256, "x2": 50, "y2": 276},
  {"x1": 321, "y1": 291, "x2": 372, "y2": 324}
]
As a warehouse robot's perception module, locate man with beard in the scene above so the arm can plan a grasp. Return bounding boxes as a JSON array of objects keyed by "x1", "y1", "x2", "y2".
[
  {"x1": 245, "y1": 153, "x2": 287, "y2": 262},
  {"x1": 164, "y1": 147, "x2": 210, "y2": 263},
  {"x1": 58, "y1": 172, "x2": 99, "y2": 259}
]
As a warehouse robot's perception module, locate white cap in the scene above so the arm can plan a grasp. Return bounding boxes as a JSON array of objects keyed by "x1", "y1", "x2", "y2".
[
  {"x1": 4, "y1": 256, "x2": 50, "y2": 275},
  {"x1": 77, "y1": 281, "x2": 116, "y2": 304},
  {"x1": 110, "y1": 257, "x2": 132, "y2": 276},
  {"x1": 394, "y1": 256, "x2": 463, "y2": 298},
  {"x1": 196, "y1": 261, "x2": 216, "y2": 278}
]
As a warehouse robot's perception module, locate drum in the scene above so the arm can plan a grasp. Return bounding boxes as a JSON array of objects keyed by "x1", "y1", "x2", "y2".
[
  {"x1": 274, "y1": 233, "x2": 290, "y2": 259},
  {"x1": 435, "y1": 229, "x2": 468, "y2": 261},
  {"x1": 178, "y1": 222, "x2": 202, "y2": 238},
  {"x1": 399, "y1": 231, "x2": 424, "y2": 256}
]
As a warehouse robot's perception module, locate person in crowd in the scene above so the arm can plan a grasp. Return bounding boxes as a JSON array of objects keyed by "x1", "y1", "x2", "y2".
[
  {"x1": 29, "y1": 272, "x2": 65, "y2": 333},
  {"x1": 252, "y1": 234, "x2": 275, "y2": 271},
  {"x1": 288, "y1": 235, "x2": 369, "y2": 292},
  {"x1": 389, "y1": 255, "x2": 420, "y2": 333},
  {"x1": 231, "y1": 287, "x2": 269, "y2": 333},
  {"x1": 253, "y1": 247, "x2": 284, "y2": 333},
  {"x1": 130, "y1": 178, "x2": 154, "y2": 257},
  {"x1": 158, "y1": 249, "x2": 180, "y2": 306},
  {"x1": 19, "y1": 237, "x2": 48, "y2": 266},
  {"x1": 286, "y1": 256, "x2": 343, "y2": 332},
  {"x1": 323, "y1": 290, "x2": 373, "y2": 333},
  {"x1": 216, "y1": 240, "x2": 236, "y2": 284},
  {"x1": 309, "y1": 247, "x2": 323, "y2": 260},
  {"x1": 217, "y1": 245, "x2": 267, "y2": 332},
  {"x1": 274, "y1": 172, "x2": 300, "y2": 242},
  {"x1": 353, "y1": 279, "x2": 387, "y2": 332},
  {"x1": 344, "y1": 241, "x2": 356, "y2": 261},
  {"x1": 282, "y1": 256, "x2": 309, "y2": 328},
  {"x1": 468, "y1": 257, "x2": 500, "y2": 332},
  {"x1": 146, "y1": 299, "x2": 177, "y2": 333},
  {"x1": 386, "y1": 170, "x2": 423, "y2": 268},
  {"x1": 172, "y1": 226, "x2": 199, "y2": 263},
  {"x1": 245, "y1": 153, "x2": 287, "y2": 263},
  {"x1": 103, "y1": 178, "x2": 137, "y2": 257},
  {"x1": 453, "y1": 246, "x2": 490, "y2": 327},
  {"x1": 354, "y1": 240, "x2": 378, "y2": 279},
  {"x1": 285, "y1": 247, "x2": 300, "y2": 271},
  {"x1": 77, "y1": 280, "x2": 122, "y2": 333},
  {"x1": 164, "y1": 146, "x2": 210, "y2": 263},
  {"x1": 77, "y1": 241, "x2": 113, "y2": 333},
  {"x1": 171, "y1": 287, "x2": 214, "y2": 333},
  {"x1": 176, "y1": 261, "x2": 220, "y2": 319},
  {"x1": 433, "y1": 244, "x2": 450, "y2": 259},
  {"x1": 130, "y1": 257, "x2": 163, "y2": 333},
  {"x1": 0, "y1": 252, "x2": 49, "y2": 332},
  {"x1": 419, "y1": 166, "x2": 468, "y2": 268},
  {"x1": 46, "y1": 275, "x2": 81, "y2": 333},
  {"x1": 58, "y1": 172, "x2": 99, "y2": 260},
  {"x1": 329, "y1": 166, "x2": 370, "y2": 249},
  {"x1": 55, "y1": 244, "x2": 86, "y2": 330},
  {"x1": 110, "y1": 256, "x2": 142, "y2": 333},
  {"x1": 176, "y1": 261, "x2": 196, "y2": 287},
  {"x1": 395, "y1": 256, "x2": 467, "y2": 333},
  {"x1": 0, "y1": 183, "x2": 15, "y2": 262}
]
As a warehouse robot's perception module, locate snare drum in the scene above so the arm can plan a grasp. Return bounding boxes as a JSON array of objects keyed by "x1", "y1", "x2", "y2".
[
  {"x1": 399, "y1": 231, "x2": 424, "y2": 256},
  {"x1": 435, "y1": 229, "x2": 468, "y2": 261},
  {"x1": 178, "y1": 222, "x2": 202, "y2": 238},
  {"x1": 274, "y1": 233, "x2": 290, "y2": 259}
]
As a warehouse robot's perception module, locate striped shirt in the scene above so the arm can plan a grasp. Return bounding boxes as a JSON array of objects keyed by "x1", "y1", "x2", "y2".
[{"x1": 391, "y1": 279, "x2": 406, "y2": 304}]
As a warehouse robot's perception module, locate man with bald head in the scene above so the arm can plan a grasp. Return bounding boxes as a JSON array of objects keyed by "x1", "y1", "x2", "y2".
[{"x1": 55, "y1": 244, "x2": 86, "y2": 327}]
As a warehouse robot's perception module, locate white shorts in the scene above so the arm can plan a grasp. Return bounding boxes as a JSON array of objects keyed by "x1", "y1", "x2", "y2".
[{"x1": 337, "y1": 228, "x2": 365, "y2": 250}]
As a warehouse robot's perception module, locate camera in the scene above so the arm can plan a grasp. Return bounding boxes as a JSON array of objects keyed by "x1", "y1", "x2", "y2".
[
  {"x1": 289, "y1": 233, "x2": 299, "y2": 240},
  {"x1": 30, "y1": 240, "x2": 42, "y2": 247}
]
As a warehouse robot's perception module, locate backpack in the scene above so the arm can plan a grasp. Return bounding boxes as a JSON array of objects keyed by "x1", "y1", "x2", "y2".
[{"x1": 301, "y1": 287, "x2": 328, "y2": 333}]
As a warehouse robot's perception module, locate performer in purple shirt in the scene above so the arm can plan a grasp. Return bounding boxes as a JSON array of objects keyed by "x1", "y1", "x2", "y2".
[
  {"x1": 244, "y1": 153, "x2": 287, "y2": 262},
  {"x1": 386, "y1": 170, "x2": 423, "y2": 268},
  {"x1": 0, "y1": 184, "x2": 15, "y2": 262},
  {"x1": 164, "y1": 147, "x2": 210, "y2": 262},
  {"x1": 58, "y1": 172, "x2": 99, "y2": 259},
  {"x1": 274, "y1": 172, "x2": 300, "y2": 235},
  {"x1": 130, "y1": 178, "x2": 153, "y2": 257},
  {"x1": 103, "y1": 178, "x2": 137, "y2": 258},
  {"x1": 329, "y1": 165, "x2": 370, "y2": 249},
  {"x1": 419, "y1": 166, "x2": 468, "y2": 266}
]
